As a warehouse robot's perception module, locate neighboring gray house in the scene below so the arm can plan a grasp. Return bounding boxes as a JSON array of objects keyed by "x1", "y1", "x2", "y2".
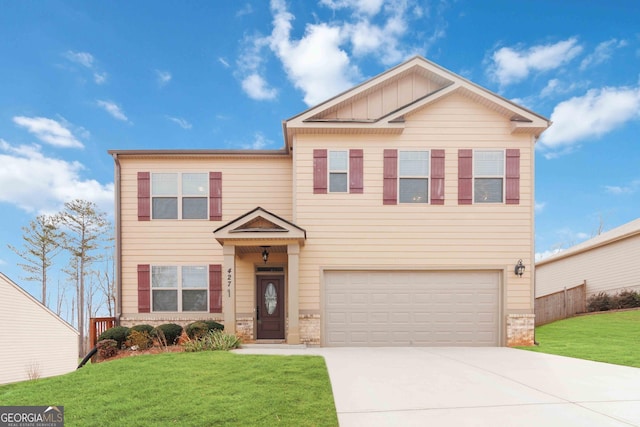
[
  {"x1": 536, "y1": 218, "x2": 640, "y2": 298},
  {"x1": 0, "y1": 273, "x2": 78, "y2": 384}
]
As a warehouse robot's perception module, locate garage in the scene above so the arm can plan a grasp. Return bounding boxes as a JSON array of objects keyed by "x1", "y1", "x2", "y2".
[{"x1": 324, "y1": 270, "x2": 500, "y2": 346}]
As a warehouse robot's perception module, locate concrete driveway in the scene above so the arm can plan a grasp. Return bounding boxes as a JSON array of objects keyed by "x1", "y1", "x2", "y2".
[{"x1": 234, "y1": 346, "x2": 640, "y2": 426}]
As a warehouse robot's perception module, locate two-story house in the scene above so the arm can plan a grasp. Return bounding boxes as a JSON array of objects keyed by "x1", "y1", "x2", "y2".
[{"x1": 109, "y1": 56, "x2": 550, "y2": 347}]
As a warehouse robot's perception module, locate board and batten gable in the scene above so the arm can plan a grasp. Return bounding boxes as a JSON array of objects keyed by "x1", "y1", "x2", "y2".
[
  {"x1": 536, "y1": 218, "x2": 640, "y2": 298},
  {"x1": 0, "y1": 273, "x2": 78, "y2": 384},
  {"x1": 113, "y1": 152, "x2": 292, "y2": 320},
  {"x1": 292, "y1": 92, "x2": 536, "y2": 317}
]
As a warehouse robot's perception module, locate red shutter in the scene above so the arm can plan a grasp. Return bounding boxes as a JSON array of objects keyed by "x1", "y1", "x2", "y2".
[
  {"x1": 383, "y1": 149, "x2": 398, "y2": 205},
  {"x1": 458, "y1": 150, "x2": 473, "y2": 205},
  {"x1": 313, "y1": 149, "x2": 327, "y2": 194},
  {"x1": 505, "y1": 149, "x2": 520, "y2": 204},
  {"x1": 137, "y1": 264, "x2": 150, "y2": 313},
  {"x1": 349, "y1": 149, "x2": 363, "y2": 194},
  {"x1": 430, "y1": 149, "x2": 445, "y2": 205},
  {"x1": 210, "y1": 172, "x2": 222, "y2": 221},
  {"x1": 209, "y1": 264, "x2": 222, "y2": 313},
  {"x1": 137, "y1": 172, "x2": 150, "y2": 221}
]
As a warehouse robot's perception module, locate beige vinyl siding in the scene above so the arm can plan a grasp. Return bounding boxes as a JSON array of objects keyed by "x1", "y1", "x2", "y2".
[
  {"x1": 0, "y1": 274, "x2": 78, "y2": 384},
  {"x1": 294, "y1": 92, "x2": 534, "y2": 314},
  {"x1": 118, "y1": 156, "x2": 292, "y2": 316},
  {"x1": 536, "y1": 234, "x2": 640, "y2": 298}
]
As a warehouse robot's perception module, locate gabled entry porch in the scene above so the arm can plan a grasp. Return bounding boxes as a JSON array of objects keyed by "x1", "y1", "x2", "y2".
[{"x1": 213, "y1": 207, "x2": 306, "y2": 344}]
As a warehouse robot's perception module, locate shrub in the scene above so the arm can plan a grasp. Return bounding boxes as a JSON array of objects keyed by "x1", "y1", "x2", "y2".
[
  {"x1": 614, "y1": 289, "x2": 640, "y2": 309},
  {"x1": 126, "y1": 330, "x2": 153, "y2": 350},
  {"x1": 97, "y1": 339, "x2": 119, "y2": 359},
  {"x1": 152, "y1": 323, "x2": 183, "y2": 345},
  {"x1": 186, "y1": 321, "x2": 209, "y2": 339},
  {"x1": 129, "y1": 324, "x2": 154, "y2": 335},
  {"x1": 98, "y1": 326, "x2": 130, "y2": 348},
  {"x1": 203, "y1": 320, "x2": 224, "y2": 332},
  {"x1": 182, "y1": 330, "x2": 241, "y2": 352}
]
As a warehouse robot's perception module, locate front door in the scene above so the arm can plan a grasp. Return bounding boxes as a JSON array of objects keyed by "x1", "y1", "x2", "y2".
[{"x1": 256, "y1": 276, "x2": 285, "y2": 339}]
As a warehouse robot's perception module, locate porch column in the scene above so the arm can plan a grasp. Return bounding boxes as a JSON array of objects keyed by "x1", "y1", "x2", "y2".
[
  {"x1": 287, "y1": 243, "x2": 301, "y2": 344},
  {"x1": 222, "y1": 244, "x2": 236, "y2": 334}
]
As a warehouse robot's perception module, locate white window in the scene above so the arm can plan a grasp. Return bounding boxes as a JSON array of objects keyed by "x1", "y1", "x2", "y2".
[
  {"x1": 329, "y1": 151, "x2": 348, "y2": 192},
  {"x1": 151, "y1": 173, "x2": 208, "y2": 219},
  {"x1": 151, "y1": 266, "x2": 208, "y2": 312},
  {"x1": 474, "y1": 150, "x2": 504, "y2": 203},
  {"x1": 399, "y1": 151, "x2": 429, "y2": 203}
]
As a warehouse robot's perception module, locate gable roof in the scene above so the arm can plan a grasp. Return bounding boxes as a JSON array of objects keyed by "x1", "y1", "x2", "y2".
[
  {"x1": 213, "y1": 207, "x2": 306, "y2": 245},
  {"x1": 537, "y1": 218, "x2": 640, "y2": 266},
  {"x1": 0, "y1": 272, "x2": 78, "y2": 335},
  {"x1": 282, "y1": 55, "x2": 550, "y2": 148}
]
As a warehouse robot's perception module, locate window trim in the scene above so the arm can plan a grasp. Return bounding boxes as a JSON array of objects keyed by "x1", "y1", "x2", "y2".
[
  {"x1": 473, "y1": 149, "x2": 505, "y2": 204},
  {"x1": 150, "y1": 265, "x2": 209, "y2": 313},
  {"x1": 150, "y1": 172, "x2": 209, "y2": 220},
  {"x1": 398, "y1": 150, "x2": 430, "y2": 204},
  {"x1": 328, "y1": 150, "x2": 349, "y2": 193}
]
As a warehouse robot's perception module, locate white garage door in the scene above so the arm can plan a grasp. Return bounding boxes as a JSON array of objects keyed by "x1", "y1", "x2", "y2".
[{"x1": 325, "y1": 270, "x2": 500, "y2": 346}]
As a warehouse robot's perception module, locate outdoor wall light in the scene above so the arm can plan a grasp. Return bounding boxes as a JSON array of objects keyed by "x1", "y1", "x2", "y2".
[
  {"x1": 261, "y1": 246, "x2": 270, "y2": 264},
  {"x1": 515, "y1": 259, "x2": 525, "y2": 277}
]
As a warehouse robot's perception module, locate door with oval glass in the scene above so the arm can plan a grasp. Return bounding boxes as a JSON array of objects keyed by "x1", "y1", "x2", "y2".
[{"x1": 256, "y1": 276, "x2": 285, "y2": 339}]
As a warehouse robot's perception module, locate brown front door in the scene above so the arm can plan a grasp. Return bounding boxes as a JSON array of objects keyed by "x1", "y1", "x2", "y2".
[{"x1": 256, "y1": 276, "x2": 285, "y2": 339}]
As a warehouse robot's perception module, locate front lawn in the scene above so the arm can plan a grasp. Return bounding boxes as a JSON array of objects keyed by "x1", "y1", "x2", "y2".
[
  {"x1": 518, "y1": 309, "x2": 640, "y2": 367},
  {"x1": 0, "y1": 351, "x2": 338, "y2": 426}
]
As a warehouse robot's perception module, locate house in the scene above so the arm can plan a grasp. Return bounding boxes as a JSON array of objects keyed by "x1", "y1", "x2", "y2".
[
  {"x1": 536, "y1": 218, "x2": 640, "y2": 298},
  {"x1": 0, "y1": 273, "x2": 78, "y2": 384},
  {"x1": 108, "y1": 56, "x2": 550, "y2": 347}
]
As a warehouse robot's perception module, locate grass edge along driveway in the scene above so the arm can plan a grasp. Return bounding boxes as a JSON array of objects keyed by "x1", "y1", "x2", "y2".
[
  {"x1": 517, "y1": 309, "x2": 640, "y2": 368},
  {"x1": 0, "y1": 351, "x2": 338, "y2": 426}
]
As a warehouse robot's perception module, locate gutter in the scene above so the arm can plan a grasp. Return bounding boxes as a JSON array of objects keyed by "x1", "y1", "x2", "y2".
[{"x1": 111, "y1": 153, "x2": 123, "y2": 325}]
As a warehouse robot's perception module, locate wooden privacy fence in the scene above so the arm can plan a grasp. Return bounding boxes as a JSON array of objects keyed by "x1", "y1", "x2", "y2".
[
  {"x1": 535, "y1": 282, "x2": 586, "y2": 326},
  {"x1": 90, "y1": 317, "x2": 116, "y2": 348}
]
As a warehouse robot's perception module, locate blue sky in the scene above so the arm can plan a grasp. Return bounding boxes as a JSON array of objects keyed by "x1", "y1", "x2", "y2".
[{"x1": 1, "y1": 0, "x2": 639, "y2": 301}]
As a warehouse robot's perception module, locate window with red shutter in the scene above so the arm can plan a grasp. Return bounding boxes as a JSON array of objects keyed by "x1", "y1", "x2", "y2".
[
  {"x1": 209, "y1": 264, "x2": 222, "y2": 313},
  {"x1": 458, "y1": 150, "x2": 473, "y2": 205},
  {"x1": 137, "y1": 264, "x2": 150, "y2": 313},
  {"x1": 313, "y1": 149, "x2": 328, "y2": 194},
  {"x1": 349, "y1": 149, "x2": 363, "y2": 193},
  {"x1": 137, "y1": 172, "x2": 150, "y2": 221},
  {"x1": 430, "y1": 149, "x2": 445, "y2": 205},
  {"x1": 505, "y1": 149, "x2": 520, "y2": 204},
  {"x1": 383, "y1": 149, "x2": 398, "y2": 205},
  {"x1": 210, "y1": 172, "x2": 222, "y2": 220}
]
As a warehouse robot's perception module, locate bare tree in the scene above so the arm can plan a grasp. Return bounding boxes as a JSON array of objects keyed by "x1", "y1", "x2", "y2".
[
  {"x1": 96, "y1": 256, "x2": 116, "y2": 317},
  {"x1": 8, "y1": 215, "x2": 63, "y2": 307},
  {"x1": 57, "y1": 199, "x2": 109, "y2": 355}
]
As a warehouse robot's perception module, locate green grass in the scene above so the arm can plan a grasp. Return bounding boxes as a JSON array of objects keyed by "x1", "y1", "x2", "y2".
[
  {"x1": 518, "y1": 309, "x2": 640, "y2": 367},
  {"x1": 0, "y1": 351, "x2": 338, "y2": 426}
]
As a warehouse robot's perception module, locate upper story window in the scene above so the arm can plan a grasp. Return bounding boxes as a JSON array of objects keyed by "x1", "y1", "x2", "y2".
[
  {"x1": 151, "y1": 265, "x2": 208, "y2": 312},
  {"x1": 399, "y1": 151, "x2": 429, "y2": 203},
  {"x1": 313, "y1": 149, "x2": 363, "y2": 194},
  {"x1": 473, "y1": 150, "x2": 504, "y2": 203},
  {"x1": 151, "y1": 173, "x2": 208, "y2": 219},
  {"x1": 329, "y1": 151, "x2": 348, "y2": 192}
]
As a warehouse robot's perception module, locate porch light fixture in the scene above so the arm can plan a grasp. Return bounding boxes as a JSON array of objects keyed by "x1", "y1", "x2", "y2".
[
  {"x1": 261, "y1": 246, "x2": 270, "y2": 264},
  {"x1": 515, "y1": 259, "x2": 525, "y2": 277}
]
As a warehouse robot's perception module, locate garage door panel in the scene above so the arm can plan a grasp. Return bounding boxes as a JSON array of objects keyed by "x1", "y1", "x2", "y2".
[{"x1": 325, "y1": 270, "x2": 499, "y2": 347}]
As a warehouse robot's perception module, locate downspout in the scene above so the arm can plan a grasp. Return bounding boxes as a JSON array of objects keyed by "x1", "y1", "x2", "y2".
[{"x1": 111, "y1": 153, "x2": 123, "y2": 325}]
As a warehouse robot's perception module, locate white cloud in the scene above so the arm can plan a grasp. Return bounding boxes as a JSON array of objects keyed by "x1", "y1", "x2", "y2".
[
  {"x1": 218, "y1": 57, "x2": 230, "y2": 68},
  {"x1": 489, "y1": 38, "x2": 583, "y2": 86},
  {"x1": 156, "y1": 70, "x2": 172, "y2": 86},
  {"x1": 236, "y1": 3, "x2": 254, "y2": 17},
  {"x1": 320, "y1": 0, "x2": 385, "y2": 16},
  {"x1": 96, "y1": 100, "x2": 130, "y2": 123},
  {"x1": 236, "y1": 0, "x2": 432, "y2": 106},
  {"x1": 580, "y1": 38, "x2": 627, "y2": 70},
  {"x1": 0, "y1": 139, "x2": 113, "y2": 214},
  {"x1": 604, "y1": 179, "x2": 640, "y2": 195},
  {"x1": 241, "y1": 74, "x2": 278, "y2": 100},
  {"x1": 64, "y1": 50, "x2": 108, "y2": 85},
  {"x1": 240, "y1": 132, "x2": 273, "y2": 150},
  {"x1": 12, "y1": 116, "x2": 84, "y2": 148},
  {"x1": 535, "y1": 201, "x2": 546, "y2": 213},
  {"x1": 539, "y1": 85, "x2": 640, "y2": 150},
  {"x1": 166, "y1": 116, "x2": 192, "y2": 129},
  {"x1": 535, "y1": 248, "x2": 563, "y2": 262}
]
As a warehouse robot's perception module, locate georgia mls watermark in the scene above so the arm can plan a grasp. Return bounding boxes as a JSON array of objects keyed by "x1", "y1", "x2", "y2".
[{"x1": 0, "y1": 406, "x2": 64, "y2": 427}]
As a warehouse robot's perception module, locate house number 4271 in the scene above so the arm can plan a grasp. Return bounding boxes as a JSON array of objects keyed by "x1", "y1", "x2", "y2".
[{"x1": 227, "y1": 268, "x2": 232, "y2": 297}]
